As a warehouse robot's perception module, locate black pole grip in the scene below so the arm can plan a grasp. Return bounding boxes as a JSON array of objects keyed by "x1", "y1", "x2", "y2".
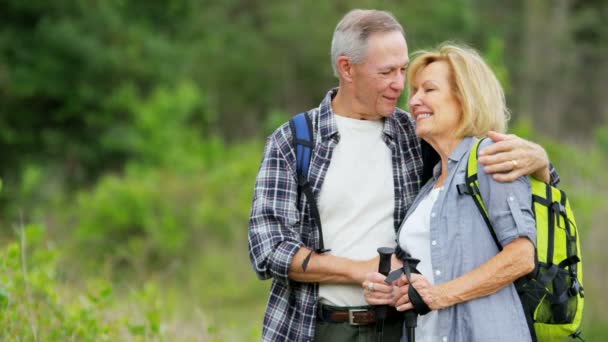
[
  {"x1": 376, "y1": 247, "x2": 394, "y2": 322},
  {"x1": 378, "y1": 247, "x2": 394, "y2": 276}
]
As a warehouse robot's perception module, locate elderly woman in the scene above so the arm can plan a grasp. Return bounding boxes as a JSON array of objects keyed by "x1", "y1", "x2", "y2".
[{"x1": 364, "y1": 43, "x2": 536, "y2": 341}]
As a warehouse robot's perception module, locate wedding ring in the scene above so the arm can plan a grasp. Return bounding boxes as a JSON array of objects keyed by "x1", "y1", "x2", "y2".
[
  {"x1": 511, "y1": 159, "x2": 518, "y2": 168},
  {"x1": 367, "y1": 282, "x2": 375, "y2": 292}
]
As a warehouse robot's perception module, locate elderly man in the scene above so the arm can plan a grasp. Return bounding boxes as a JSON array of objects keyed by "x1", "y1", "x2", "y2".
[{"x1": 248, "y1": 9, "x2": 555, "y2": 342}]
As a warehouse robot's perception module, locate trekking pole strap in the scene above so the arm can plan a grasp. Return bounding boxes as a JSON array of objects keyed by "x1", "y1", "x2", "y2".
[{"x1": 385, "y1": 247, "x2": 431, "y2": 315}]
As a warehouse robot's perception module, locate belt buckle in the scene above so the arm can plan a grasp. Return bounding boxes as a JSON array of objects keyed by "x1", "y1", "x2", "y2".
[{"x1": 348, "y1": 308, "x2": 368, "y2": 325}]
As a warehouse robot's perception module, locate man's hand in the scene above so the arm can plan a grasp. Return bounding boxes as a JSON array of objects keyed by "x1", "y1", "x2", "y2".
[
  {"x1": 362, "y1": 272, "x2": 399, "y2": 306},
  {"x1": 478, "y1": 131, "x2": 550, "y2": 183}
]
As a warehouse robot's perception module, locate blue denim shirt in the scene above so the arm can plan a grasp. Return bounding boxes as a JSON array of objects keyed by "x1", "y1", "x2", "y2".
[{"x1": 398, "y1": 137, "x2": 535, "y2": 342}]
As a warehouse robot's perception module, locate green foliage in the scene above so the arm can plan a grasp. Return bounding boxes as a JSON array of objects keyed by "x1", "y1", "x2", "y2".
[
  {"x1": 1, "y1": 1, "x2": 607, "y2": 340},
  {"x1": 263, "y1": 110, "x2": 291, "y2": 137},
  {"x1": 594, "y1": 124, "x2": 608, "y2": 155},
  {"x1": 0, "y1": 0, "x2": 210, "y2": 182},
  {"x1": 0, "y1": 224, "x2": 164, "y2": 341},
  {"x1": 69, "y1": 141, "x2": 262, "y2": 272},
  {"x1": 105, "y1": 81, "x2": 214, "y2": 171},
  {"x1": 482, "y1": 37, "x2": 511, "y2": 94}
]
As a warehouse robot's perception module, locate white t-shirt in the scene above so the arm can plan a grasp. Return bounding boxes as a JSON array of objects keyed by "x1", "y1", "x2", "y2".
[
  {"x1": 398, "y1": 187, "x2": 441, "y2": 342},
  {"x1": 318, "y1": 114, "x2": 396, "y2": 306}
]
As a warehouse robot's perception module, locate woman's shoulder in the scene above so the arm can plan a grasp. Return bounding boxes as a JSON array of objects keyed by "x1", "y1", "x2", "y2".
[
  {"x1": 474, "y1": 137, "x2": 531, "y2": 189},
  {"x1": 477, "y1": 137, "x2": 496, "y2": 150}
]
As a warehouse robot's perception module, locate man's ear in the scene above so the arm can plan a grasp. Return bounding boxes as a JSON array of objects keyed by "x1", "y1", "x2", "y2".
[{"x1": 336, "y1": 56, "x2": 355, "y2": 82}]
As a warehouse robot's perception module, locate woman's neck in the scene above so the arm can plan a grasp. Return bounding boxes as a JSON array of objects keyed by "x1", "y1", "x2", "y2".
[{"x1": 425, "y1": 136, "x2": 463, "y2": 188}]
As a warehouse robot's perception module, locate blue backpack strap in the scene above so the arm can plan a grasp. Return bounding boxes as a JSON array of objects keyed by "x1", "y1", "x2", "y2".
[
  {"x1": 289, "y1": 113, "x2": 314, "y2": 185},
  {"x1": 289, "y1": 112, "x2": 330, "y2": 271}
]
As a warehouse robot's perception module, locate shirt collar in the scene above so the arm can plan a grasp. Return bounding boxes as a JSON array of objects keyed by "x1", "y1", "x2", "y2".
[
  {"x1": 449, "y1": 136, "x2": 477, "y2": 162},
  {"x1": 317, "y1": 88, "x2": 340, "y2": 141},
  {"x1": 432, "y1": 136, "x2": 478, "y2": 178}
]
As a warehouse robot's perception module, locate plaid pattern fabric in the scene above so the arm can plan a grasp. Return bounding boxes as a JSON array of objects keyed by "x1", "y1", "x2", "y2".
[{"x1": 248, "y1": 88, "x2": 424, "y2": 341}]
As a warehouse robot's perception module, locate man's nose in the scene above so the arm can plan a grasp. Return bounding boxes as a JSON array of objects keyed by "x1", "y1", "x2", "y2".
[{"x1": 391, "y1": 73, "x2": 405, "y2": 92}]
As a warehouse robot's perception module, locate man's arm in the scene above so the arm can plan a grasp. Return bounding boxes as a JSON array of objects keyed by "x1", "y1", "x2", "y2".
[
  {"x1": 249, "y1": 132, "x2": 305, "y2": 285},
  {"x1": 249, "y1": 130, "x2": 389, "y2": 287},
  {"x1": 288, "y1": 247, "x2": 378, "y2": 284},
  {"x1": 477, "y1": 131, "x2": 558, "y2": 185}
]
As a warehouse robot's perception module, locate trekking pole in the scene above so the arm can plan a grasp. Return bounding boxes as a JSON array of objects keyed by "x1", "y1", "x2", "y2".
[
  {"x1": 403, "y1": 256, "x2": 421, "y2": 342},
  {"x1": 376, "y1": 247, "x2": 394, "y2": 342},
  {"x1": 385, "y1": 247, "x2": 430, "y2": 342}
]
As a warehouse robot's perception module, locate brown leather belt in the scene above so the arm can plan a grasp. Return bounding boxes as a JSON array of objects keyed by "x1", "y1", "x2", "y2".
[{"x1": 317, "y1": 304, "x2": 400, "y2": 326}]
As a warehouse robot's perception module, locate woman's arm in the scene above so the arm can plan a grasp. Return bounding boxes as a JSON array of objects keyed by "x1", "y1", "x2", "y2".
[{"x1": 395, "y1": 236, "x2": 534, "y2": 311}]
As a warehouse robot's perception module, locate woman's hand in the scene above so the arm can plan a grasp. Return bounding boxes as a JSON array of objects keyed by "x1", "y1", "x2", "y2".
[{"x1": 394, "y1": 273, "x2": 444, "y2": 312}]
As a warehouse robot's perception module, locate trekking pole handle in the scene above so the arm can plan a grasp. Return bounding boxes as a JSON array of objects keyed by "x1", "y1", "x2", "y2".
[
  {"x1": 376, "y1": 247, "x2": 394, "y2": 321},
  {"x1": 378, "y1": 247, "x2": 394, "y2": 276}
]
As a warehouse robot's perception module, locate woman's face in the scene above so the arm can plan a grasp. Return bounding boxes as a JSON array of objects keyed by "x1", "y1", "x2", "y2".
[{"x1": 408, "y1": 61, "x2": 463, "y2": 142}]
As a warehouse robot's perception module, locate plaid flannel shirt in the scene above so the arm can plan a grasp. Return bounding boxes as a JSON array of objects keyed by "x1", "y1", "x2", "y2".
[{"x1": 248, "y1": 88, "x2": 424, "y2": 341}]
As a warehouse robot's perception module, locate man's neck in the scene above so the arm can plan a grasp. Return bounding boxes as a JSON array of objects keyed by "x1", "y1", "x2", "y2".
[{"x1": 331, "y1": 87, "x2": 383, "y2": 121}]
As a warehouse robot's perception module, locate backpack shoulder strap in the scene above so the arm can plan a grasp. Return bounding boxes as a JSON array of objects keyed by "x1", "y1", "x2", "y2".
[
  {"x1": 457, "y1": 138, "x2": 502, "y2": 251},
  {"x1": 289, "y1": 112, "x2": 314, "y2": 185},
  {"x1": 288, "y1": 113, "x2": 330, "y2": 271}
]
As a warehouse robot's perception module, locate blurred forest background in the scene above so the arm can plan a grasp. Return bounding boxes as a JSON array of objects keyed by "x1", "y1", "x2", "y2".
[{"x1": 0, "y1": 0, "x2": 607, "y2": 340}]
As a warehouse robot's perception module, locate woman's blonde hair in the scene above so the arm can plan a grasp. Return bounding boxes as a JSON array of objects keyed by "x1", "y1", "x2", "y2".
[{"x1": 407, "y1": 43, "x2": 510, "y2": 137}]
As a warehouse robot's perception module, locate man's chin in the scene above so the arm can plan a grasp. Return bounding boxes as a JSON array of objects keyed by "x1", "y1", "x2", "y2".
[{"x1": 380, "y1": 107, "x2": 397, "y2": 116}]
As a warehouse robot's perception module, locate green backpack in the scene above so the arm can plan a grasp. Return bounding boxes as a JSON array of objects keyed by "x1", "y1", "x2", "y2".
[{"x1": 459, "y1": 138, "x2": 585, "y2": 342}]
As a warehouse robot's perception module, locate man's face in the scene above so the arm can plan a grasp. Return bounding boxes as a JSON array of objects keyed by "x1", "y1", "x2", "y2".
[{"x1": 350, "y1": 31, "x2": 409, "y2": 119}]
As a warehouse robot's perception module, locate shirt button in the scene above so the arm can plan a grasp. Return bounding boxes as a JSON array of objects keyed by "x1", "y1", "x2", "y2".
[
  {"x1": 509, "y1": 196, "x2": 514, "y2": 201},
  {"x1": 435, "y1": 270, "x2": 441, "y2": 276},
  {"x1": 442, "y1": 337, "x2": 448, "y2": 342},
  {"x1": 431, "y1": 240, "x2": 437, "y2": 246},
  {"x1": 431, "y1": 212, "x2": 436, "y2": 218}
]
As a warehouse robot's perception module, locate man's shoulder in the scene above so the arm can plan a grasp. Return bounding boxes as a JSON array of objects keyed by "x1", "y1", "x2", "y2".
[
  {"x1": 388, "y1": 107, "x2": 416, "y2": 134},
  {"x1": 391, "y1": 107, "x2": 414, "y2": 125},
  {"x1": 266, "y1": 120, "x2": 294, "y2": 155},
  {"x1": 267, "y1": 108, "x2": 319, "y2": 149}
]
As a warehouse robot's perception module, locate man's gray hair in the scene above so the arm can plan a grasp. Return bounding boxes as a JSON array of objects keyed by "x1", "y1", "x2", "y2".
[{"x1": 331, "y1": 9, "x2": 404, "y2": 78}]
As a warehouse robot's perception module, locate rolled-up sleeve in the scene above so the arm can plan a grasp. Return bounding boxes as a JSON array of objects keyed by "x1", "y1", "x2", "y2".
[
  {"x1": 248, "y1": 133, "x2": 303, "y2": 286},
  {"x1": 477, "y1": 142, "x2": 536, "y2": 248}
]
